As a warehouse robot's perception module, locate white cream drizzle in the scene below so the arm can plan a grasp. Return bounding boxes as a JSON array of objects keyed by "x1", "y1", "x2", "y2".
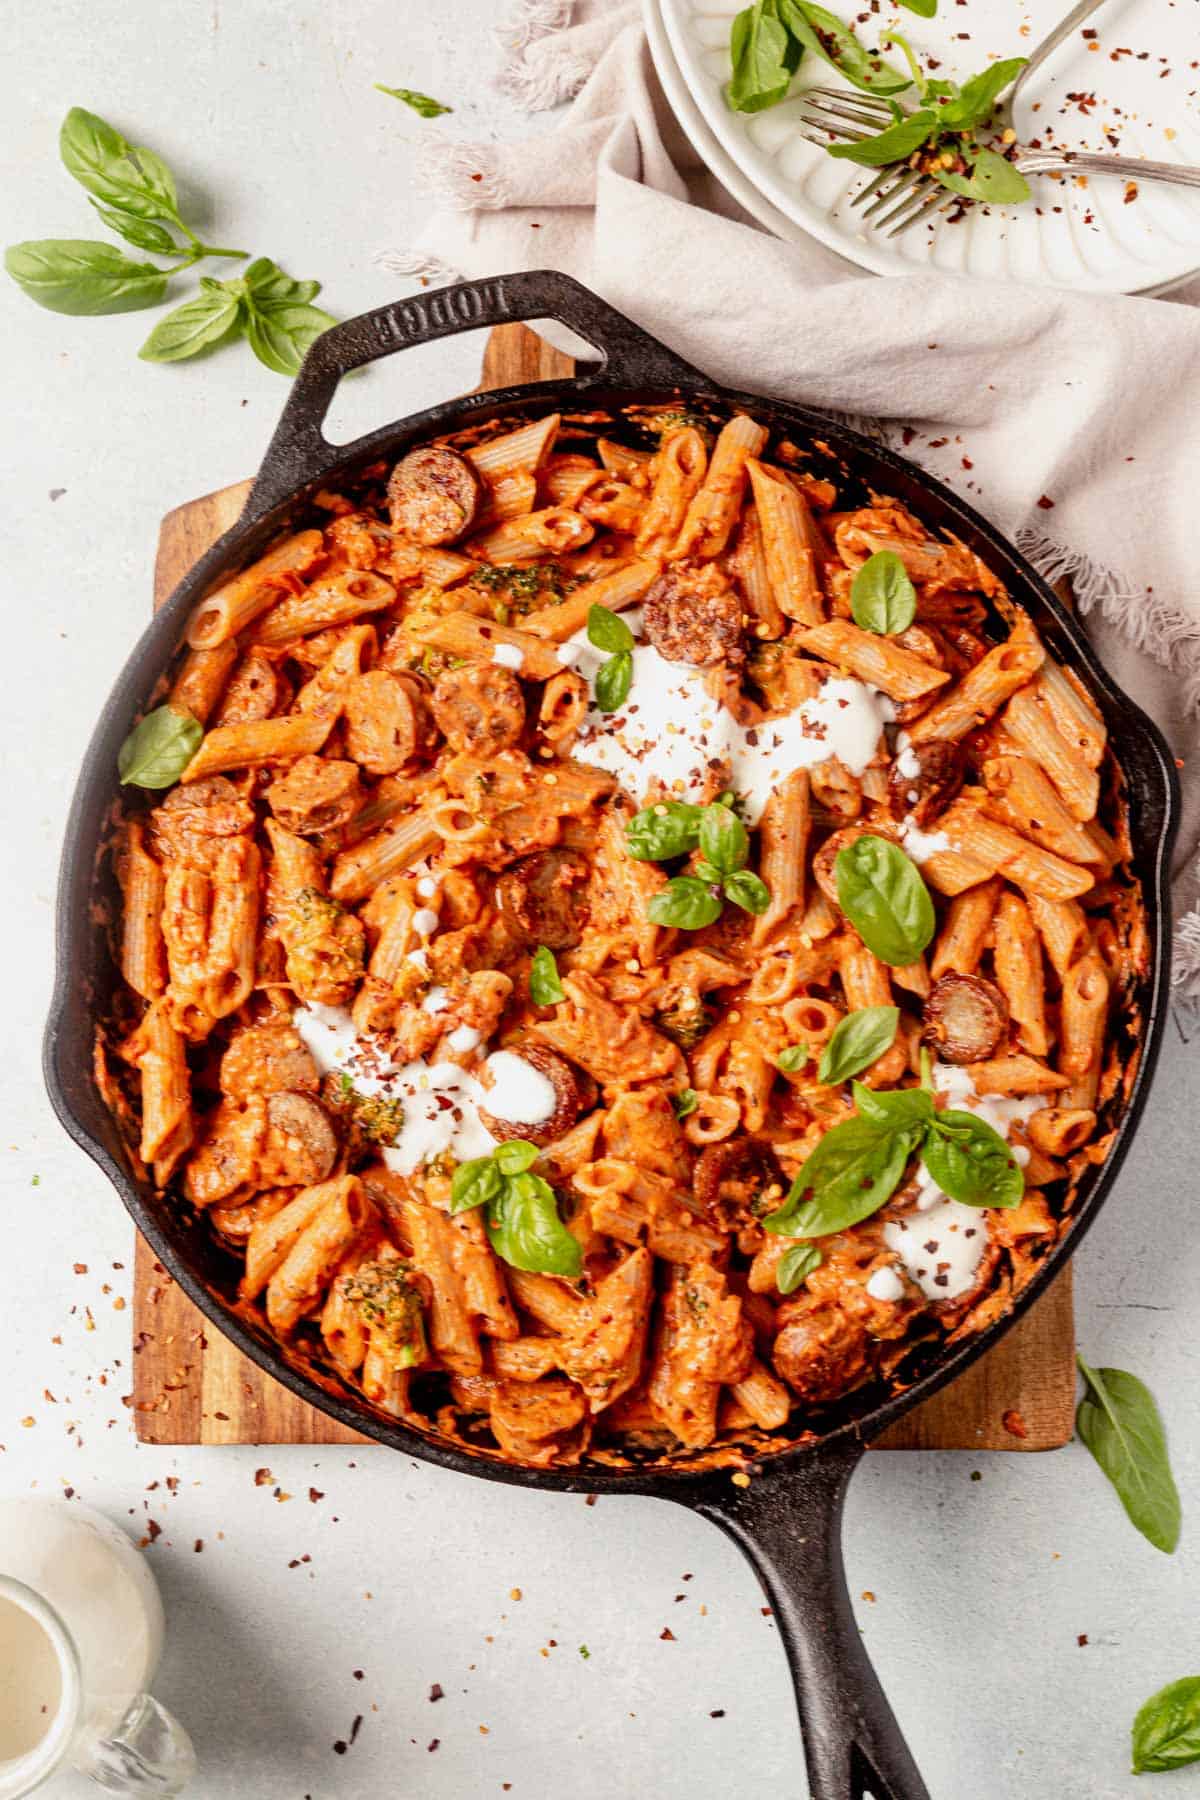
[
  {"x1": 866, "y1": 1266, "x2": 905, "y2": 1303},
  {"x1": 411, "y1": 907, "x2": 439, "y2": 937},
  {"x1": 480, "y1": 1050, "x2": 557, "y2": 1126},
  {"x1": 898, "y1": 817, "x2": 950, "y2": 865},
  {"x1": 492, "y1": 643, "x2": 525, "y2": 671},
  {"x1": 882, "y1": 1063, "x2": 1047, "y2": 1301},
  {"x1": 562, "y1": 631, "x2": 894, "y2": 826}
]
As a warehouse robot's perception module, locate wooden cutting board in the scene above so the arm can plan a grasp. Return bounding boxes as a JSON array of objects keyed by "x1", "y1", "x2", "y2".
[{"x1": 132, "y1": 322, "x2": 1075, "y2": 1452}]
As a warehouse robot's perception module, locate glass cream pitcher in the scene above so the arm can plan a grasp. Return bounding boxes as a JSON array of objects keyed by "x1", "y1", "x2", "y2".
[{"x1": 0, "y1": 1498, "x2": 195, "y2": 1797}]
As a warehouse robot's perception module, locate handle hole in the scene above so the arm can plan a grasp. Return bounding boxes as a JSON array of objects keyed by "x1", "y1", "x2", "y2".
[{"x1": 321, "y1": 319, "x2": 594, "y2": 448}]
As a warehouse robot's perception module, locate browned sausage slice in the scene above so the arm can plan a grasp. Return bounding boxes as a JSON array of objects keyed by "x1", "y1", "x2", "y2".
[
  {"x1": 431, "y1": 663, "x2": 525, "y2": 755},
  {"x1": 267, "y1": 756, "x2": 364, "y2": 836},
  {"x1": 388, "y1": 446, "x2": 482, "y2": 546},
  {"x1": 477, "y1": 1043, "x2": 596, "y2": 1147},
  {"x1": 220, "y1": 1023, "x2": 320, "y2": 1100},
  {"x1": 888, "y1": 739, "x2": 965, "y2": 828},
  {"x1": 692, "y1": 1135, "x2": 786, "y2": 1231},
  {"x1": 263, "y1": 1092, "x2": 338, "y2": 1186},
  {"x1": 343, "y1": 670, "x2": 419, "y2": 775},
  {"x1": 494, "y1": 849, "x2": 591, "y2": 951},
  {"x1": 772, "y1": 1299, "x2": 871, "y2": 1403},
  {"x1": 922, "y1": 973, "x2": 1009, "y2": 1064},
  {"x1": 642, "y1": 561, "x2": 745, "y2": 667}
]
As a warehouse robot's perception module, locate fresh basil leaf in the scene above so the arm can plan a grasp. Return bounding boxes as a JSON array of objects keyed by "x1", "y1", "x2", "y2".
[
  {"x1": 727, "y1": 0, "x2": 793, "y2": 113},
  {"x1": 626, "y1": 801, "x2": 701, "y2": 862},
  {"x1": 698, "y1": 802, "x2": 748, "y2": 875},
  {"x1": 934, "y1": 145, "x2": 1031, "y2": 205},
  {"x1": 818, "y1": 1005, "x2": 899, "y2": 1085},
  {"x1": 5, "y1": 239, "x2": 169, "y2": 316},
  {"x1": 722, "y1": 869, "x2": 771, "y2": 916},
  {"x1": 138, "y1": 286, "x2": 241, "y2": 362},
  {"x1": 117, "y1": 704, "x2": 202, "y2": 788},
  {"x1": 586, "y1": 602, "x2": 635, "y2": 655},
  {"x1": 898, "y1": 0, "x2": 936, "y2": 14},
  {"x1": 938, "y1": 58, "x2": 1026, "y2": 129},
  {"x1": 1132, "y1": 1677, "x2": 1200, "y2": 1774},
  {"x1": 852, "y1": 1080, "x2": 933, "y2": 1130},
  {"x1": 693, "y1": 858, "x2": 723, "y2": 884},
  {"x1": 835, "y1": 834, "x2": 935, "y2": 966},
  {"x1": 495, "y1": 1140, "x2": 540, "y2": 1176},
  {"x1": 1076, "y1": 1358, "x2": 1181, "y2": 1555},
  {"x1": 765, "y1": 1113, "x2": 918, "y2": 1238},
  {"x1": 777, "y1": 1243, "x2": 822, "y2": 1294},
  {"x1": 672, "y1": 1088, "x2": 699, "y2": 1120},
  {"x1": 375, "y1": 85, "x2": 454, "y2": 117},
  {"x1": 244, "y1": 298, "x2": 337, "y2": 376},
  {"x1": 487, "y1": 1171, "x2": 582, "y2": 1276},
  {"x1": 778, "y1": 1043, "x2": 810, "y2": 1072},
  {"x1": 647, "y1": 876, "x2": 724, "y2": 932},
  {"x1": 530, "y1": 945, "x2": 565, "y2": 1007},
  {"x1": 243, "y1": 256, "x2": 322, "y2": 305},
  {"x1": 450, "y1": 1154, "x2": 504, "y2": 1214},
  {"x1": 828, "y1": 108, "x2": 938, "y2": 166},
  {"x1": 88, "y1": 201, "x2": 178, "y2": 255},
  {"x1": 59, "y1": 108, "x2": 179, "y2": 221},
  {"x1": 594, "y1": 649, "x2": 633, "y2": 713},
  {"x1": 850, "y1": 550, "x2": 917, "y2": 635},
  {"x1": 921, "y1": 1108, "x2": 1023, "y2": 1207},
  {"x1": 778, "y1": 1, "x2": 912, "y2": 95}
]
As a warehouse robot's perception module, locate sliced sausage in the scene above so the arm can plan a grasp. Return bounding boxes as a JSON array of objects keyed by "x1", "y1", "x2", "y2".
[
  {"x1": 922, "y1": 972, "x2": 1009, "y2": 1065},
  {"x1": 692, "y1": 1135, "x2": 786, "y2": 1232},
  {"x1": 343, "y1": 670, "x2": 419, "y2": 775},
  {"x1": 388, "y1": 445, "x2": 482, "y2": 546},
  {"x1": 154, "y1": 777, "x2": 255, "y2": 839},
  {"x1": 431, "y1": 662, "x2": 525, "y2": 755},
  {"x1": 267, "y1": 756, "x2": 364, "y2": 836},
  {"x1": 477, "y1": 1043, "x2": 596, "y2": 1147},
  {"x1": 262, "y1": 1091, "x2": 338, "y2": 1186},
  {"x1": 494, "y1": 849, "x2": 591, "y2": 951},
  {"x1": 772, "y1": 1299, "x2": 872, "y2": 1403},
  {"x1": 213, "y1": 651, "x2": 289, "y2": 726},
  {"x1": 887, "y1": 739, "x2": 964, "y2": 828},
  {"x1": 220, "y1": 1023, "x2": 320, "y2": 1101},
  {"x1": 642, "y1": 561, "x2": 745, "y2": 667}
]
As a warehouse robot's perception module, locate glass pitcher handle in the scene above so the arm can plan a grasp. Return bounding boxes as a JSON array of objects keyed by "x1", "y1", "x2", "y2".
[{"x1": 78, "y1": 1693, "x2": 196, "y2": 1797}]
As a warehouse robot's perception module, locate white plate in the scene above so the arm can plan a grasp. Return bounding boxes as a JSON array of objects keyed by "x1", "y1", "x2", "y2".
[{"x1": 657, "y1": 0, "x2": 1200, "y2": 293}]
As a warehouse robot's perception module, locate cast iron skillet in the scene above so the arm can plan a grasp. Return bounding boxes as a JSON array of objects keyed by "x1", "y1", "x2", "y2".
[{"x1": 45, "y1": 271, "x2": 1178, "y2": 1800}]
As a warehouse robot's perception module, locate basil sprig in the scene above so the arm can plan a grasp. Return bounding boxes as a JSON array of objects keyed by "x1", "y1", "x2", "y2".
[
  {"x1": 672, "y1": 1088, "x2": 699, "y2": 1120},
  {"x1": 817, "y1": 1005, "x2": 899, "y2": 1085},
  {"x1": 779, "y1": 1, "x2": 912, "y2": 96},
  {"x1": 776, "y1": 1243, "x2": 823, "y2": 1295},
  {"x1": 850, "y1": 551, "x2": 917, "y2": 636},
  {"x1": 835, "y1": 834, "x2": 935, "y2": 966},
  {"x1": 529, "y1": 945, "x2": 565, "y2": 1007},
  {"x1": 118, "y1": 704, "x2": 202, "y2": 788},
  {"x1": 375, "y1": 85, "x2": 453, "y2": 117},
  {"x1": 1132, "y1": 1677, "x2": 1200, "y2": 1774},
  {"x1": 766, "y1": 1074, "x2": 1022, "y2": 1238},
  {"x1": 642, "y1": 800, "x2": 771, "y2": 930},
  {"x1": 777, "y1": 1042, "x2": 810, "y2": 1073},
  {"x1": 1076, "y1": 1357, "x2": 1181, "y2": 1555},
  {"x1": 586, "y1": 603, "x2": 635, "y2": 713},
  {"x1": 451, "y1": 1140, "x2": 582, "y2": 1278},
  {"x1": 6, "y1": 109, "x2": 334, "y2": 374}
]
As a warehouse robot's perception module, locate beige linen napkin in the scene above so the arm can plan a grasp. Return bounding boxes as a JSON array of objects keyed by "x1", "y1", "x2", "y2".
[{"x1": 382, "y1": 0, "x2": 1200, "y2": 993}]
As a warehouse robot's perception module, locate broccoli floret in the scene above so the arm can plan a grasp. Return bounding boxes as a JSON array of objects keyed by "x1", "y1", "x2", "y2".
[
  {"x1": 655, "y1": 995, "x2": 713, "y2": 1050},
  {"x1": 341, "y1": 1257, "x2": 428, "y2": 1371}
]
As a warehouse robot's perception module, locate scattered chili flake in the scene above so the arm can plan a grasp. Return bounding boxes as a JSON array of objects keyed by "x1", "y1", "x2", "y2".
[
  {"x1": 901, "y1": 427, "x2": 916, "y2": 446},
  {"x1": 333, "y1": 1741, "x2": 347, "y2": 1756},
  {"x1": 309, "y1": 1488, "x2": 324, "y2": 1503},
  {"x1": 961, "y1": 457, "x2": 973, "y2": 470},
  {"x1": 350, "y1": 1716, "x2": 363, "y2": 1746},
  {"x1": 73, "y1": 1264, "x2": 88, "y2": 1275},
  {"x1": 428, "y1": 1739, "x2": 440, "y2": 1753},
  {"x1": 660, "y1": 1627, "x2": 676, "y2": 1641},
  {"x1": 353, "y1": 1670, "x2": 364, "y2": 1681},
  {"x1": 861, "y1": 1591, "x2": 876, "y2": 1603},
  {"x1": 1078, "y1": 1633, "x2": 1089, "y2": 1646},
  {"x1": 254, "y1": 1467, "x2": 273, "y2": 1486},
  {"x1": 710, "y1": 1709, "x2": 725, "y2": 1718},
  {"x1": 1002, "y1": 1409, "x2": 1029, "y2": 1439},
  {"x1": 1036, "y1": 495, "x2": 1055, "y2": 510},
  {"x1": 1123, "y1": 181, "x2": 1139, "y2": 205},
  {"x1": 429, "y1": 1683, "x2": 444, "y2": 1703},
  {"x1": 584, "y1": 1493, "x2": 597, "y2": 1507},
  {"x1": 194, "y1": 1539, "x2": 203, "y2": 1553}
]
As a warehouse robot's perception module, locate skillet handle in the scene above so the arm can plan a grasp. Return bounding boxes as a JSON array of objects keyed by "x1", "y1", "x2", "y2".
[
  {"x1": 689, "y1": 1444, "x2": 929, "y2": 1800},
  {"x1": 246, "y1": 270, "x2": 709, "y2": 521}
]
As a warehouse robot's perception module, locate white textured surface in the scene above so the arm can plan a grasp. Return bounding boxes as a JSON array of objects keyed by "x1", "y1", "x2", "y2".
[
  {"x1": 659, "y1": 0, "x2": 1200, "y2": 290},
  {"x1": 1, "y1": 4, "x2": 1200, "y2": 1797}
]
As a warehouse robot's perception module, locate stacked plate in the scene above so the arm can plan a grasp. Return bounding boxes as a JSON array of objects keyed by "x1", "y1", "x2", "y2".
[{"x1": 646, "y1": 0, "x2": 1200, "y2": 293}]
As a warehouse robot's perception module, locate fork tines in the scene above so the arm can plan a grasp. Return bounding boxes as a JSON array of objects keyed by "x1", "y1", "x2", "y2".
[{"x1": 796, "y1": 85, "x2": 951, "y2": 240}]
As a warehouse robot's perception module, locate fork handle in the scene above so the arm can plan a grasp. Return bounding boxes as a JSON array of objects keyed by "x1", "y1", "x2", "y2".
[
  {"x1": 1012, "y1": 0, "x2": 1108, "y2": 100},
  {"x1": 1015, "y1": 148, "x2": 1200, "y2": 190}
]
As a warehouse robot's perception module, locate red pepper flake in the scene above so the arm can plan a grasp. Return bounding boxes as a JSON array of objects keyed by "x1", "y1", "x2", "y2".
[
  {"x1": 928, "y1": 436, "x2": 949, "y2": 448},
  {"x1": 1037, "y1": 495, "x2": 1055, "y2": 510},
  {"x1": 73, "y1": 1263, "x2": 88, "y2": 1275},
  {"x1": 254, "y1": 1467, "x2": 273, "y2": 1487},
  {"x1": 333, "y1": 1741, "x2": 347, "y2": 1757},
  {"x1": 194, "y1": 1539, "x2": 204, "y2": 1552},
  {"x1": 584, "y1": 1493, "x2": 598, "y2": 1507},
  {"x1": 1078, "y1": 1633, "x2": 1089, "y2": 1646},
  {"x1": 961, "y1": 456, "x2": 973, "y2": 470},
  {"x1": 710, "y1": 1709, "x2": 726, "y2": 1718},
  {"x1": 1081, "y1": 26, "x2": 1097, "y2": 37},
  {"x1": 309, "y1": 1487, "x2": 325, "y2": 1503},
  {"x1": 1123, "y1": 181, "x2": 1139, "y2": 205},
  {"x1": 901, "y1": 426, "x2": 916, "y2": 446},
  {"x1": 1002, "y1": 1409, "x2": 1029, "y2": 1439},
  {"x1": 660, "y1": 1627, "x2": 676, "y2": 1641},
  {"x1": 429, "y1": 1683, "x2": 444, "y2": 1703},
  {"x1": 349, "y1": 1715, "x2": 363, "y2": 1746},
  {"x1": 353, "y1": 1669, "x2": 364, "y2": 1681},
  {"x1": 428, "y1": 1739, "x2": 440, "y2": 1753}
]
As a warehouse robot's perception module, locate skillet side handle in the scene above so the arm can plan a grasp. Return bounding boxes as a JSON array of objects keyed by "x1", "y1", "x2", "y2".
[
  {"x1": 245, "y1": 269, "x2": 710, "y2": 521},
  {"x1": 689, "y1": 1444, "x2": 929, "y2": 1800}
]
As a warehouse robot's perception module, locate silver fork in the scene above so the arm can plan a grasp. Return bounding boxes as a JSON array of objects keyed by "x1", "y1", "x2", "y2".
[{"x1": 796, "y1": 0, "x2": 1200, "y2": 239}]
